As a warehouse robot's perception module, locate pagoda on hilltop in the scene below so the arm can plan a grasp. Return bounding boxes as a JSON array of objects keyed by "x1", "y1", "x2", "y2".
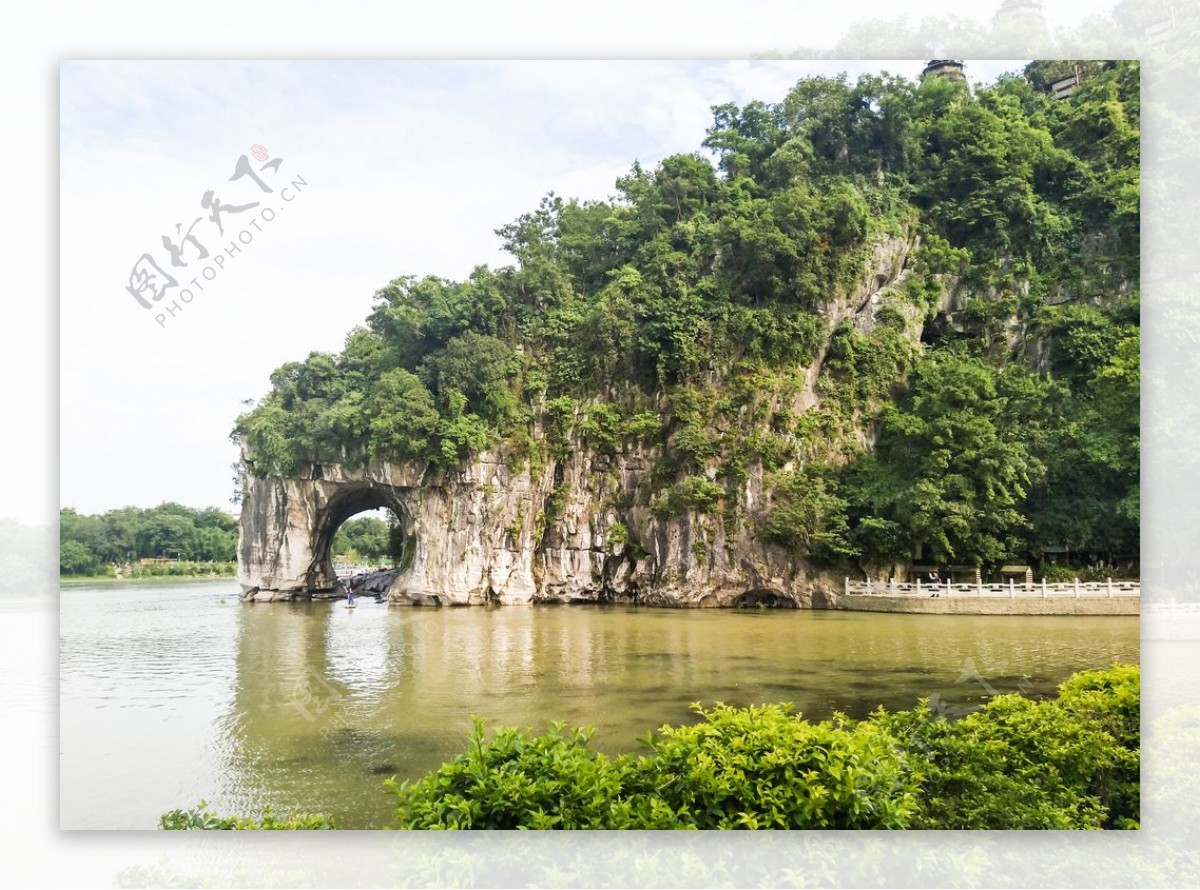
[{"x1": 920, "y1": 60, "x2": 966, "y2": 82}]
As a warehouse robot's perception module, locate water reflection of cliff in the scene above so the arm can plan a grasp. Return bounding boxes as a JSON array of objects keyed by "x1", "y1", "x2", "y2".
[
  {"x1": 222, "y1": 604, "x2": 1139, "y2": 828},
  {"x1": 221, "y1": 604, "x2": 751, "y2": 826}
]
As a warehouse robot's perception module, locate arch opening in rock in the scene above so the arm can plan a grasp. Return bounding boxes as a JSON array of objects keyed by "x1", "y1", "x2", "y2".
[
  {"x1": 306, "y1": 487, "x2": 413, "y2": 598},
  {"x1": 731, "y1": 588, "x2": 797, "y2": 609}
]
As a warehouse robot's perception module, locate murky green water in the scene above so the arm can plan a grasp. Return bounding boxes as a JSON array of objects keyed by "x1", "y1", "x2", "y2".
[{"x1": 59, "y1": 581, "x2": 1138, "y2": 829}]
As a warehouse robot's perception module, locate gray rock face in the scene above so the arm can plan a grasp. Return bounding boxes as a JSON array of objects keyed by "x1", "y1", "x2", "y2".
[
  {"x1": 237, "y1": 233, "x2": 917, "y2": 607},
  {"x1": 345, "y1": 568, "x2": 398, "y2": 597},
  {"x1": 236, "y1": 448, "x2": 844, "y2": 607}
]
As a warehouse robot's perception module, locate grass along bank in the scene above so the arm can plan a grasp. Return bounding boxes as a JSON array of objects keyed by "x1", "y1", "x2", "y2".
[{"x1": 61, "y1": 562, "x2": 236, "y2": 586}]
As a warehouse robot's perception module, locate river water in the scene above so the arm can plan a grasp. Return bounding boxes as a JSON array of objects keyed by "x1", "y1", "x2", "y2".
[{"x1": 59, "y1": 580, "x2": 1139, "y2": 829}]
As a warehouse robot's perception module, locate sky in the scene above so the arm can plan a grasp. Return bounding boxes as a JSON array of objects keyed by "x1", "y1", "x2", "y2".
[{"x1": 59, "y1": 59, "x2": 1030, "y2": 518}]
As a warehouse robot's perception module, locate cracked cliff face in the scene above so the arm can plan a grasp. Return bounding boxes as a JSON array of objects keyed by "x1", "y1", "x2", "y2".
[
  {"x1": 238, "y1": 234, "x2": 916, "y2": 607},
  {"x1": 237, "y1": 447, "x2": 844, "y2": 607}
]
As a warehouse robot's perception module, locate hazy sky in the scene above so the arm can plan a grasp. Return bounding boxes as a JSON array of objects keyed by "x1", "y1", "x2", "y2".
[{"x1": 59, "y1": 59, "x2": 1029, "y2": 517}]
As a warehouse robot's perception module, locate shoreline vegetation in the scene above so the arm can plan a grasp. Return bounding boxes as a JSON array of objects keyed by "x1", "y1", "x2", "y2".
[
  {"x1": 161, "y1": 664, "x2": 1138, "y2": 831},
  {"x1": 60, "y1": 504, "x2": 238, "y2": 579}
]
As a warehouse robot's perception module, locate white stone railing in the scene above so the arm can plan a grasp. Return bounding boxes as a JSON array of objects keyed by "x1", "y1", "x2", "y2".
[{"x1": 844, "y1": 577, "x2": 1140, "y2": 598}]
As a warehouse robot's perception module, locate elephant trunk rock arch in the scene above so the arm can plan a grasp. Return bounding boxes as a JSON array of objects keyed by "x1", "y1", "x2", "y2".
[
  {"x1": 237, "y1": 454, "x2": 540, "y2": 605},
  {"x1": 236, "y1": 450, "x2": 841, "y2": 607}
]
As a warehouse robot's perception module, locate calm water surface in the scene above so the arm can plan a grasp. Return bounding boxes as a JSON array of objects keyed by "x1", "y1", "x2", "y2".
[{"x1": 60, "y1": 581, "x2": 1139, "y2": 828}]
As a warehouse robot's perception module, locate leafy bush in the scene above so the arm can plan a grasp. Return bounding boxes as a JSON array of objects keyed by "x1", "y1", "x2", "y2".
[
  {"x1": 543, "y1": 480, "x2": 572, "y2": 525},
  {"x1": 625, "y1": 704, "x2": 919, "y2": 829},
  {"x1": 388, "y1": 721, "x2": 638, "y2": 830},
  {"x1": 437, "y1": 392, "x2": 494, "y2": 464},
  {"x1": 656, "y1": 477, "x2": 726, "y2": 517},
  {"x1": 729, "y1": 307, "x2": 824, "y2": 367},
  {"x1": 163, "y1": 665, "x2": 1139, "y2": 831},
  {"x1": 874, "y1": 305, "x2": 907, "y2": 332},
  {"x1": 672, "y1": 422, "x2": 719, "y2": 465},
  {"x1": 879, "y1": 664, "x2": 1139, "y2": 829},
  {"x1": 816, "y1": 322, "x2": 915, "y2": 414},
  {"x1": 622, "y1": 411, "x2": 663, "y2": 442},
  {"x1": 160, "y1": 801, "x2": 335, "y2": 830},
  {"x1": 1055, "y1": 664, "x2": 1140, "y2": 827},
  {"x1": 126, "y1": 560, "x2": 235, "y2": 578},
  {"x1": 579, "y1": 403, "x2": 625, "y2": 453},
  {"x1": 606, "y1": 522, "x2": 630, "y2": 548},
  {"x1": 389, "y1": 665, "x2": 1137, "y2": 831},
  {"x1": 1040, "y1": 561, "x2": 1136, "y2": 584},
  {"x1": 388, "y1": 706, "x2": 918, "y2": 830},
  {"x1": 1040, "y1": 564, "x2": 1076, "y2": 583},
  {"x1": 1075, "y1": 561, "x2": 1131, "y2": 582},
  {"x1": 543, "y1": 396, "x2": 577, "y2": 455},
  {"x1": 761, "y1": 467, "x2": 854, "y2": 562}
]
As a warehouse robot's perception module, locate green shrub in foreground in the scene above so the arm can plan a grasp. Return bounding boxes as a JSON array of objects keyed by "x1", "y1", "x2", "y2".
[
  {"x1": 1055, "y1": 663, "x2": 1140, "y2": 827},
  {"x1": 879, "y1": 664, "x2": 1139, "y2": 829},
  {"x1": 159, "y1": 800, "x2": 335, "y2": 830},
  {"x1": 623, "y1": 704, "x2": 919, "y2": 829},
  {"x1": 387, "y1": 705, "x2": 918, "y2": 829},
  {"x1": 387, "y1": 721, "x2": 642, "y2": 829},
  {"x1": 163, "y1": 665, "x2": 1139, "y2": 830}
]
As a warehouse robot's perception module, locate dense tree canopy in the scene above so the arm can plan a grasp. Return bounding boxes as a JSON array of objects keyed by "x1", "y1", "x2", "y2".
[
  {"x1": 60, "y1": 504, "x2": 238, "y2": 575},
  {"x1": 233, "y1": 61, "x2": 1139, "y2": 571}
]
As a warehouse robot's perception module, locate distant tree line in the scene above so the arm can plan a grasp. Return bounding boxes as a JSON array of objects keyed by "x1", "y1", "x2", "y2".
[
  {"x1": 59, "y1": 504, "x2": 238, "y2": 576},
  {"x1": 332, "y1": 515, "x2": 403, "y2": 564}
]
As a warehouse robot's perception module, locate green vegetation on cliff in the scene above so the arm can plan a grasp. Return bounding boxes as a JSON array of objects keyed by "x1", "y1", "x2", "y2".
[
  {"x1": 234, "y1": 61, "x2": 1139, "y2": 571},
  {"x1": 161, "y1": 664, "x2": 1140, "y2": 830}
]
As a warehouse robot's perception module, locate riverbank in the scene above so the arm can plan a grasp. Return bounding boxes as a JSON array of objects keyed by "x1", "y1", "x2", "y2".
[
  {"x1": 835, "y1": 577, "x2": 1141, "y2": 615},
  {"x1": 835, "y1": 593, "x2": 1139, "y2": 615}
]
